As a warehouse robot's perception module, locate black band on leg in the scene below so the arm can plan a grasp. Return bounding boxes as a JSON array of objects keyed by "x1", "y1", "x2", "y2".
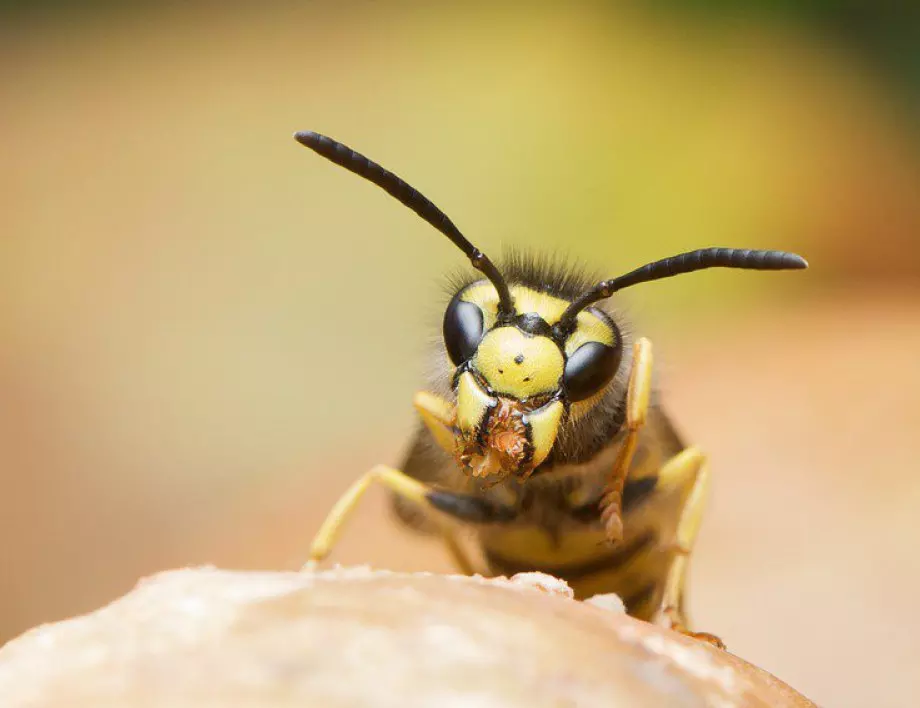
[{"x1": 426, "y1": 490, "x2": 517, "y2": 523}]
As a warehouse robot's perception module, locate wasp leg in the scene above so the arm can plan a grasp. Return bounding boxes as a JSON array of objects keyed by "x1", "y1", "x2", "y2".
[
  {"x1": 601, "y1": 337, "x2": 652, "y2": 543},
  {"x1": 388, "y1": 394, "x2": 457, "y2": 535},
  {"x1": 410, "y1": 391, "x2": 495, "y2": 574},
  {"x1": 306, "y1": 464, "x2": 510, "y2": 574},
  {"x1": 390, "y1": 390, "x2": 461, "y2": 533},
  {"x1": 441, "y1": 529, "x2": 480, "y2": 576},
  {"x1": 307, "y1": 465, "x2": 428, "y2": 564},
  {"x1": 650, "y1": 447, "x2": 726, "y2": 649},
  {"x1": 413, "y1": 391, "x2": 457, "y2": 455}
]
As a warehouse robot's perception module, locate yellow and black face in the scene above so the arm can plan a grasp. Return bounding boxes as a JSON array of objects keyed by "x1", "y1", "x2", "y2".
[
  {"x1": 294, "y1": 130, "x2": 808, "y2": 482},
  {"x1": 444, "y1": 281, "x2": 621, "y2": 480}
]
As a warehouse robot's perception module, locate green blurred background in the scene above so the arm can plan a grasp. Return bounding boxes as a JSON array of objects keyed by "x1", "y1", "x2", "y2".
[{"x1": 2, "y1": 1, "x2": 919, "y2": 705}]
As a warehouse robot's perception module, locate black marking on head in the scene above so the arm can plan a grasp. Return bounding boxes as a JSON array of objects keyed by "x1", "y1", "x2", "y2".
[
  {"x1": 443, "y1": 295, "x2": 485, "y2": 366},
  {"x1": 475, "y1": 396, "x2": 499, "y2": 450},
  {"x1": 518, "y1": 415, "x2": 535, "y2": 472},
  {"x1": 514, "y1": 312, "x2": 554, "y2": 338},
  {"x1": 563, "y1": 342, "x2": 621, "y2": 403},
  {"x1": 450, "y1": 361, "x2": 471, "y2": 390}
]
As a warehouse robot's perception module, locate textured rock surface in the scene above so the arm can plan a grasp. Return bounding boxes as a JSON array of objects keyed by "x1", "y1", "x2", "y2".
[{"x1": 0, "y1": 567, "x2": 815, "y2": 707}]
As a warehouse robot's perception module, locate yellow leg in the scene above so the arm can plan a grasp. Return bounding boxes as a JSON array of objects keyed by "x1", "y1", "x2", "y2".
[
  {"x1": 601, "y1": 337, "x2": 652, "y2": 543},
  {"x1": 650, "y1": 447, "x2": 725, "y2": 649},
  {"x1": 414, "y1": 391, "x2": 457, "y2": 455},
  {"x1": 387, "y1": 392, "x2": 457, "y2": 534},
  {"x1": 306, "y1": 463, "x2": 484, "y2": 575},
  {"x1": 409, "y1": 391, "x2": 485, "y2": 574},
  {"x1": 307, "y1": 465, "x2": 429, "y2": 563},
  {"x1": 441, "y1": 528, "x2": 480, "y2": 576}
]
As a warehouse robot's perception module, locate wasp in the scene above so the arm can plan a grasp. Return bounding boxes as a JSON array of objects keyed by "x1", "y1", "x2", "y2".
[{"x1": 295, "y1": 131, "x2": 807, "y2": 645}]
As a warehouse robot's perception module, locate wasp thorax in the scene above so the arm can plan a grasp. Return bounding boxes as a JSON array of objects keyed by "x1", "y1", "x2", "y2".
[{"x1": 455, "y1": 398, "x2": 529, "y2": 480}]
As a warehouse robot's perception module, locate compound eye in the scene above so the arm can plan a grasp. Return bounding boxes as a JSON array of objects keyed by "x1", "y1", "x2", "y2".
[
  {"x1": 443, "y1": 295, "x2": 485, "y2": 366},
  {"x1": 563, "y1": 342, "x2": 620, "y2": 402}
]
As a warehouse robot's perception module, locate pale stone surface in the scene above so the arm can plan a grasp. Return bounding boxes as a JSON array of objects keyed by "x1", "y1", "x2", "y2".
[{"x1": 0, "y1": 567, "x2": 815, "y2": 707}]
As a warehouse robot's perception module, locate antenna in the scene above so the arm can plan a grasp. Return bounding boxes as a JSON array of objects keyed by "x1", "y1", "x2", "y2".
[
  {"x1": 554, "y1": 248, "x2": 808, "y2": 336},
  {"x1": 295, "y1": 131, "x2": 514, "y2": 316}
]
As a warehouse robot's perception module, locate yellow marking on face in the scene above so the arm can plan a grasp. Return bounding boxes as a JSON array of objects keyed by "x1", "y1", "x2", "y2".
[
  {"x1": 460, "y1": 282, "x2": 501, "y2": 331},
  {"x1": 460, "y1": 282, "x2": 616, "y2": 357},
  {"x1": 563, "y1": 311, "x2": 616, "y2": 357},
  {"x1": 524, "y1": 399, "x2": 565, "y2": 468},
  {"x1": 473, "y1": 327, "x2": 563, "y2": 398},
  {"x1": 455, "y1": 371, "x2": 497, "y2": 434}
]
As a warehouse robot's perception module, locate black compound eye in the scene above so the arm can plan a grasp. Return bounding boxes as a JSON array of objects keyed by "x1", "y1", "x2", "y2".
[
  {"x1": 563, "y1": 342, "x2": 621, "y2": 402},
  {"x1": 443, "y1": 295, "x2": 485, "y2": 366}
]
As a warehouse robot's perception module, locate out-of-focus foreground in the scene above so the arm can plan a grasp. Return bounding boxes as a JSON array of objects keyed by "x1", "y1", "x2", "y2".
[
  {"x1": 1, "y1": 2, "x2": 918, "y2": 707},
  {"x1": 0, "y1": 567, "x2": 815, "y2": 707}
]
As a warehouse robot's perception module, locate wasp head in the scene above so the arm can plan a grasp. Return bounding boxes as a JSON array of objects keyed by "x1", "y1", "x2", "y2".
[
  {"x1": 445, "y1": 283, "x2": 621, "y2": 482},
  {"x1": 293, "y1": 131, "x2": 809, "y2": 483}
]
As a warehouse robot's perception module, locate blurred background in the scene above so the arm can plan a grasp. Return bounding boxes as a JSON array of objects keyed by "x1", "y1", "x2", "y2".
[{"x1": 2, "y1": 0, "x2": 919, "y2": 705}]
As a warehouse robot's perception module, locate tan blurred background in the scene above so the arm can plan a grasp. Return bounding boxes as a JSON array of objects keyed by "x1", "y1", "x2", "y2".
[{"x1": 2, "y1": 1, "x2": 919, "y2": 705}]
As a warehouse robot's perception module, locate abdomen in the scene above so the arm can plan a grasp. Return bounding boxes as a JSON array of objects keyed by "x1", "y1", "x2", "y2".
[{"x1": 478, "y1": 408, "x2": 686, "y2": 620}]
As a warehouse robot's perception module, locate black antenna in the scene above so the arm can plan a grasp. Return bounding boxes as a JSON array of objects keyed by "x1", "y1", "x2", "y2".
[
  {"x1": 554, "y1": 248, "x2": 808, "y2": 336},
  {"x1": 294, "y1": 131, "x2": 514, "y2": 316}
]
